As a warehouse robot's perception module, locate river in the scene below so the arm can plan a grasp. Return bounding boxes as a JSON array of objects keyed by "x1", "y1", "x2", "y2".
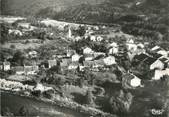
[{"x1": 0, "y1": 91, "x2": 89, "y2": 117}]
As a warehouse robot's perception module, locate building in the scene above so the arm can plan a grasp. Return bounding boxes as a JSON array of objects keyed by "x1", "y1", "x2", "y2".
[
  {"x1": 83, "y1": 47, "x2": 93, "y2": 54},
  {"x1": 60, "y1": 58, "x2": 72, "y2": 68},
  {"x1": 24, "y1": 65, "x2": 39, "y2": 75},
  {"x1": 153, "y1": 69, "x2": 169, "y2": 80},
  {"x1": 3, "y1": 61, "x2": 11, "y2": 71},
  {"x1": 150, "y1": 59, "x2": 165, "y2": 70},
  {"x1": 103, "y1": 56, "x2": 116, "y2": 66},
  {"x1": 28, "y1": 51, "x2": 38, "y2": 58},
  {"x1": 18, "y1": 23, "x2": 31, "y2": 29},
  {"x1": 66, "y1": 49, "x2": 76, "y2": 57},
  {"x1": 96, "y1": 36, "x2": 103, "y2": 42},
  {"x1": 67, "y1": 27, "x2": 72, "y2": 38},
  {"x1": 71, "y1": 54, "x2": 81, "y2": 62},
  {"x1": 48, "y1": 60, "x2": 57, "y2": 68},
  {"x1": 84, "y1": 54, "x2": 94, "y2": 61},
  {"x1": 68, "y1": 62, "x2": 79, "y2": 70},
  {"x1": 14, "y1": 66, "x2": 25, "y2": 75},
  {"x1": 122, "y1": 73, "x2": 141, "y2": 88},
  {"x1": 90, "y1": 35, "x2": 96, "y2": 41},
  {"x1": 109, "y1": 47, "x2": 119, "y2": 55},
  {"x1": 0, "y1": 62, "x2": 3, "y2": 70},
  {"x1": 126, "y1": 43, "x2": 138, "y2": 52}
]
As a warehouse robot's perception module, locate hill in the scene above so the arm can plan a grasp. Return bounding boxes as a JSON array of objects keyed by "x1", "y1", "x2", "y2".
[{"x1": 1, "y1": 0, "x2": 105, "y2": 16}]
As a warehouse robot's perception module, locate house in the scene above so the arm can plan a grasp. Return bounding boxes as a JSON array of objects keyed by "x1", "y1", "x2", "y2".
[
  {"x1": 48, "y1": 60, "x2": 57, "y2": 68},
  {"x1": 60, "y1": 58, "x2": 72, "y2": 68},
  {"x1": 157, "y1": 50, "x2": 168, "y2": 57},
  {"x1": 29, "y1": 51, "x2": 38, "y2": 58},
  {"x1": 84, "y1": 54, "x2": 94, "y2": 61},
  {"x1": 96, "y1": 36, "x2": 103, "y2": 42},
  {"x1": 126, "y1": 43, "x2": 138, "y2": 52},
  {"x1": 151, "y1": 46, "x2": 161, "y2": 51},
  {"x1": 137, "y1": 43, "x2": 144, "y2": 49},
  {"x1": 68, "y1": 62, "x2": 79, "y2": 70},
  {"x1": 3, "y1": 61, "x2": 11, "y2": 71},
  {"x1": 90, "y1": 36, "x2": 96, "y2": 41},
  {"x1": 8, "y1": 29, "x2": 23, "y2": 36},
  {"x1": 18, "y1": 23, "x2": 31, "y2": 29},
  {"x1": 123, "y1": 73, "x2": 141, "y2": 88},
  {"x1": 93, "y1": 59, "x2": 105, "y2": 68},
  {"x1": 83, "y1": 47, "x2": 93, "y2": 54},
  {"x1": 132, "y1": 53, "x2": 150, "y2": 64},
  {"x1": 103, "y1": 56, "x2": 116, "y2": 66},
  {"x1": 93, "y1": 52, "x2": 105, "y2": 58},
  {"x1": 24, "y1": 65, "x2": 39, "y2": 75},
  {"x1": 67, "y1": 27, "x2": 72, "y2": 38},
  {"x1": 126, "y1": 38, "x2": 134, "y2": 44},
  {"x1": 151, "y1": 46, "x2": 168, "y2": 57},
  {"x1": 109, "y1": 42, "x2": 118, "y2": 48},
  {"x1": 130, "y1": 75, "x2": 141, "y2": 87},
  {"x1": 71, "y1": 54, "x2": 81, "y2": 62},
  {"x1": 83, "y1": 61, "x2": 95, "y2": 68},
  {"x1": 14, "y1": 66, "x2": 25, "y2": 75},
  {"x1": 152, "y1": 69, "x2": 169, "y2": 80},
  {"x1": 0, "y1": 62, "x2": 3, "y2": 70},
  {"x1": 109, "y1": 47, "x2": 119, "y2": 55},
  {"x1": 150, "y1": 59, "x2": 165, "y2": 70},
  {"x1": 75, "y1": 36, "x2": 81, "y2": 41},
  {"x1": 66, "y1": 49, "x2": 76, "y2": 57},
  {"x1": 34, "y1": 83, "x2": 53, "y2": 93}
]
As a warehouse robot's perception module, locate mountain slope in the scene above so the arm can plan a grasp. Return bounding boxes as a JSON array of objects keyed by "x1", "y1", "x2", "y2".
[{"x1": 1, "y1": 0, "x2": 105, "y2": 16}]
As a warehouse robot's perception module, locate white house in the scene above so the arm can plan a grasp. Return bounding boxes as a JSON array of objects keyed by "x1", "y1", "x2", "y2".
[
  {"x1": 3, "y1": 62, "x2": 11, "y2": 71},
  {"x1": 83, "y1": 47, "x2": 93, "y2": 54},
  {"x1": 29, "y1": 51, "x2": 38, "y2": 58},
  {"x1": 153, "y1": 69, "x2": 169, "y2": 80},
  {"x1": 126, "y1": 43, "x2": 138, "y2": 52},
  {"x1": 127, "y1": 38, "x2": 134, "y2": 44},
  {"x1": 151, "y1": 46, "x2": 161, "y2": 51},
  {"x1": 90, "y1": 36, "x2": 96, "y2": 41},
  {"x1": 109, "y1": 42, "x2": 118, "y2": 48},
  {"x1": 96, "y1": 36, "x2": 103, "y2": 42},
  {"x1": 68, "y1": 27, "x2": 72, "y2": 38},
  {"x1": 18, "y1": 23, "x2": 30, "y2": 29},
  {"x1": 109, "y1": 47, "x2": 119, "y2": 55},
  {"x1": 8, "y1": 29, "x2": 23, "y2": 36},
  {"x1": 68, "y1": 62, "x2": 79, "y2": 70},
  {"x1": 34, "y1": 83, "x2": 53, "y2": 93},
  {"x1": 150, "y1": 59, "x2": 164, "y2": 70},
  {"x1": 130, "y1": 75, "x2": 141, "y2": 87},
  {"x1": 75, "y1": 36, "x2": 81, "y2": 41},
  {"x1": 137, "y1": 43, "x2": 144, "y2": 49},
  {"x1": 72, "y1": 54, "x2": 81, "y2": 62},
  {"x1": 103, "y1": 56, "x2": 116, "y2": 66},
  {"x1": 48, "y1": 60, "x2": 57, "y2": 68},
  {"x1": 157, "y1": 50, "x2": 168, "y2": 57},
  {"x1": 84, "y1": 54, "x2": 94, "y2": 61}
]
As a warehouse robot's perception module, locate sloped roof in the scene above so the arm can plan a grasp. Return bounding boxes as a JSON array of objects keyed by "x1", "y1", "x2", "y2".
[
  {"x1": 61, "y1": 58, "x2": 72, "y2": 67},
  {"x1": 14, "y1": 66, "x2": 24, "y2": 72},
  {"x1": 144, "y1": 57, "x2": 157, "y2": 66},
  {"x1": 48, "y1": 60, "x2": 57, "y2": 66},
  {"x1": 133, "y1": 53, "x2": 149, "y2": 61}
]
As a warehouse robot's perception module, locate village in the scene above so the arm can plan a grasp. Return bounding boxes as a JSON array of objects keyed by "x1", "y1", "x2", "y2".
[{"x1": 0, "y1": 16, "x2": 169, "y2": 117}]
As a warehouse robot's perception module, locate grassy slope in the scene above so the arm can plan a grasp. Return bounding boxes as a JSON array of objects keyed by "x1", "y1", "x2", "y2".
[{"x1": 1, "y1": 0, "x2": 105, "y2": 16}]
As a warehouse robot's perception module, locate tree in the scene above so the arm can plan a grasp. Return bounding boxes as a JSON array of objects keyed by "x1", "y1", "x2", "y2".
[
  {"x1": 109, "y1": 90, "x2": 133, "y2": 114},
  {"x1": 85, "y1": 90, "x2": 95, "y2": 106},
  {"x1": 18, "y1": 106, "x2": 28, "y2": 116},
  {"x1": 77, "y1": 25, "x2": 86, "y2": 37},
  {"x1": 2, "y1": 107, "x2": 14, "y2": 116},
  {"x1": 12, "y1": 50, "x2": 25, "y2": 66}
]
